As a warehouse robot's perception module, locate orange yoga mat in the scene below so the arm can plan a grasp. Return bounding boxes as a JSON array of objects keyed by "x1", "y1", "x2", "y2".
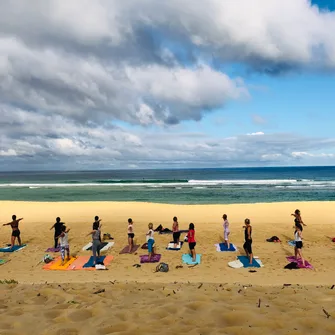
[{"x1": 43, "y1": 256, "x2": 114, "y2": 270}]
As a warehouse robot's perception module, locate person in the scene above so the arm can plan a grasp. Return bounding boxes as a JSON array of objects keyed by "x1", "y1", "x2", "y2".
[
  {"x1": 223, "y1": 214, "x2": 230, "y2": 249},
  {"x1": 291, "y1": 209, "x2": 306, "y2": 227},
  {"x1": 294, "y1": 222, "x2": 305, "y2": 267},
  {"x1": 172, "y1": 216, "x2": 180, "y2": 248},
  {"x1": 87, "y1": 221, "x2": 102, "y2": 265},
  {"x1": 58, "y1": 225, "x2": 70, "y2": 265},
  {"x1": 187, "y1": 223, "x2": 196, "y2": 262},
  {"x1": 243, "y1": 218, "x2": 253, "y2": 265},
  {"x1": 3, "y1": 215, "x2": 23, "y2": 248},
  {"x1": 128, "y1": 218, "x2": 135, "y2": 253},
  {"x1": 93, "y1": 216, "x2": 102, "y2": 242},
  {"x1": 50, "y1": 217, "x2": 64, "y2": 249},
  {"x1": 146, "y1": 222, "x2": 155, "y2": 261}
]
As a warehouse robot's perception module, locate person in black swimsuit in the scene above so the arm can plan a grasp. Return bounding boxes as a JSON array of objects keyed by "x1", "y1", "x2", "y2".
[
  {"x1": 50, "y1": 217, "x2": 64, "y2": 249},
  {"x1": 291, "y1": 209, "x2": 306, "y2": 227},
  {"x1": 243, "y1": 218, "x2": 253, "y2": 265},
  {"x1": 3, "y1": 215, "x2": 23, "y2": 248}
]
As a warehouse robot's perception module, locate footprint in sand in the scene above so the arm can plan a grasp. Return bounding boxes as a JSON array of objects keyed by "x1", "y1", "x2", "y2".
[
  {"x1": 44, "y1": 310, "x2": 64, "y2": 319},
  {"x1": 98, "y1": 323, "x2": 129, "y2": 334},
  {"x1": 69, "y1": 309, "x2": 92, "y2": 322}
]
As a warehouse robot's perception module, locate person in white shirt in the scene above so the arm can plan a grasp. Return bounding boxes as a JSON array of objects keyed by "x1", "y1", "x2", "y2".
[
  {"x1": 58, "y1": 225, "x2": 70, "y2": 265},
  {"x1": 146, "y1": 222, "x2": 155, "y2": 261},
  {"x1": 222, "y1": 214, "x2": 230, "y2": 249}
]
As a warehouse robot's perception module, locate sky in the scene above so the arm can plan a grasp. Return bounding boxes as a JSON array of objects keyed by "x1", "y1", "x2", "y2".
[{"x1": 1, "y1": 0, "x2": 335, "y2": 171}]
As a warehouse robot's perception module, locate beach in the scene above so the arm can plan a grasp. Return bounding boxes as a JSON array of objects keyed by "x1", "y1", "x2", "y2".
[{"x1": 1, "y1": 201, "x2": 335, "y2": 334}]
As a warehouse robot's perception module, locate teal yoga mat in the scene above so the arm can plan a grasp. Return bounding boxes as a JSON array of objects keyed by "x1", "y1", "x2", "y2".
[
  {"x1": 237, "y1": 256, "x2": 260, "y2": 268},
  {"x1": 83, "y1": 256, "x2": 106, "y2": 268},
  {"x1": 182, "y1": 253, "x2": 201, "y2": 265},
  {"x1": 0, "y1": 244, "x2": 26, "y2": 253}
]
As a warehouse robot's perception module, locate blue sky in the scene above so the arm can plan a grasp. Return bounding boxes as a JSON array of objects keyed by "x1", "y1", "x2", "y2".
[{"x1": 1, "y1": 1, "x2": 335, "y2": 170}]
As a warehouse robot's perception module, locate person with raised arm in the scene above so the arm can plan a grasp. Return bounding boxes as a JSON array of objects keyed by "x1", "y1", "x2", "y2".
[{"x1": 3, "y1": 215, "x2": 23, "y2": 248}]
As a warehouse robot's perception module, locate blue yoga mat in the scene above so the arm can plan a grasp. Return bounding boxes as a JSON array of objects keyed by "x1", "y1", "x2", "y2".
[
  {"x1": 182, "y1": 253, "x2": 201, "y2": 265},
  {"x1": 83, "y1": 256, "x2": 106, "y2": 268},
  {"x1": 219, "y1": 243, "x2": 236, "y2": 252},
  {"x1": 0, "y1": 244, "x2": 26, "y2": 253},
  {"x1": 237, "y1": 256, "x2": 260, "y2": 268}
]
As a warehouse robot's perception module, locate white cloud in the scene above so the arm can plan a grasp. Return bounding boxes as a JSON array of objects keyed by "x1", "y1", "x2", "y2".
[
  {"x1": 0, "y1": 1, "x2": 335, "y2": 169},
  {"x1": 247, "y1": 132, "x2": 265, "y2": 136}
]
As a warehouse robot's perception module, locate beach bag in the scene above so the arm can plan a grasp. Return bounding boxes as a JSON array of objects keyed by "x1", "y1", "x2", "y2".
[
  {"x1": 155, "y1": 262, "x2": 169, "y2": 273},
  {"x1": 43, "y1": 254, "x2": 53, "y2": 264},
  {"x1": 266, "y1": 236, "x2": 281, "y2": 242}
]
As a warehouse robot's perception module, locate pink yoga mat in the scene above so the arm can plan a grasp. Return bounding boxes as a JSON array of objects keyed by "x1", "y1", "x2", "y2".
[
  {"x1": 140, "y1": 254, "x2": 161, "y2": 263},
  {"x1": 286, "y1": 256, "x2": 313, "y2": 269},
  {"x1": 119, "y1": 244, "x2": 140, "y2": 254}
]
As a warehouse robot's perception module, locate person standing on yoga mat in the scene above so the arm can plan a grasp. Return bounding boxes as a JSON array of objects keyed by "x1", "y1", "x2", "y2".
[
  {"x1": 222, "y1": 214, "x2": 230, "y2": 249},
  {"x1": 291, "y1": 209, "x2": 306, "y2": 227},
  {"x1": 50, "y1": 217, "x2": 64, "y2": 249},
  {"x1": 172, "y1": 216, "x2": 180, "y2": 248},
  {"x1": 3, "y1": 215, "x2": 23, "y2": 248},
  {"x1": 58, "y1": 225, "x2": 70, "y2": 265},
  {"x1": 187, "y1": 223, "x2": 196, "y2": 262},
  {"x1": 243, "y1": 218, "x2": 253, "y2": 265},
  {"x1": 87, "y1": 221, "x2": 102, "y2": 265},
  {"x1": 146, "y1": 222, "x2": 155, "y2": 261},
  {"x1": 294, "y1": 222, "x2": 306, "y2": 267},
  {"x1": 93, "y1": 216, "x2": 102, "y2": 242},
  {"x1": 128, "y1": 218, "x2": 135, "y2": 253}
]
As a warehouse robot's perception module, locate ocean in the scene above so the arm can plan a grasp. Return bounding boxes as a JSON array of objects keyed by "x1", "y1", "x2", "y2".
[{"x1": 1, "y1": 166, "x2": 335, "y2": 204}]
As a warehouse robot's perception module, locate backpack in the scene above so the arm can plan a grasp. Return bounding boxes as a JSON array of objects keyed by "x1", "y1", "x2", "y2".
[
  {"x1": 43, "y1": 254, "x2": 54, "y2": 264},
  {"x1": 155, "y1": 262, "x2": 169, "y2": 273}
]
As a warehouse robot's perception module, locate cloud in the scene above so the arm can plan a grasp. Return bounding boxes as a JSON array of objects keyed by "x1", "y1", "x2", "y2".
[{"x1": 1, "y1": 1, "x2": 335, "y2": 170}]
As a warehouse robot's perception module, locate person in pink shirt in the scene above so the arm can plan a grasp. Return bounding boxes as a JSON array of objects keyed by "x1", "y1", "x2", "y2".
[{"x1": 187, "y1": 223, "x2": 196, "y2": 262}]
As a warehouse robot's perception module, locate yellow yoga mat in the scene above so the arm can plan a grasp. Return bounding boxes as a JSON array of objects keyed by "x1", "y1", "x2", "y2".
[{"x1": 46, "y1": 256, "x2": 77, "y2": 270}]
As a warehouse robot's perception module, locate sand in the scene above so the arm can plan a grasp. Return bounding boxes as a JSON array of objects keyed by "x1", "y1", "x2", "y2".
[{"x1": 1, "y1": 201, "x2": 335, "y2": 334}]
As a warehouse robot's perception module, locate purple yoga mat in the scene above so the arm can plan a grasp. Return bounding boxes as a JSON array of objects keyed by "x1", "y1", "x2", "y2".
[
  {"x1": 45, "y1": 247, "x2": 60, "y2": 252},
  {"x1": 140, "y1": 254, "x2": 161, "y2": 263},
  {"x1": 119, "y1": 244, "x2": 140, "y2": 254},
  {"x1": 286, "y1": 256, "x2": 313, "y2": 269}
]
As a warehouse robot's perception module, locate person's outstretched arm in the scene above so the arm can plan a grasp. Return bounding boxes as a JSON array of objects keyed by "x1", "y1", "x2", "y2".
[{"x1": 50, "y1": 224, "x2": 55, "y2": 230}]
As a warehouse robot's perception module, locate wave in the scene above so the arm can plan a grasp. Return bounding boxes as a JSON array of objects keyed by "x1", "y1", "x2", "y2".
[{"x1": 1, "y1": 179, "x2": 335, "y2": 188}]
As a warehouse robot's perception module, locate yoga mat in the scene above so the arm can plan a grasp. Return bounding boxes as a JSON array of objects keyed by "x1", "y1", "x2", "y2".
[
  {"x1": 166, "y1": 241, "x2": 184, "y2": 250},
  {"x1": 215, "y1": 243, "x2": 237, "y2": 252},
  {"x1": 228, "y1": 260, "x2": 243, "y2": 268},
  {"x1": 0, "y1": 244, "x2": 27, "y2": 253},
  {"x1": 286, "y1": 256, "x2": 313, "y2": 269},
  {"x1": 159, "y1": 229, "x2": 189, "y2": 235},
  {"x1": 82, "y1": 241, "x2": 114, "y2": 251},
  {"x1": 237, "y1": 256, "x2": 261, "y2": 268},
  {"x1": 45, "y1": 247, "x2": 60, "y2": 252},
  {"x1": 83, "y1": 256, "x2": 106, "y2": 268},
  {"x1": 119, "y1": 244, "x2": 140, "y2": 254},
  {"x1": 182, "y1": 254, "x2": 201, "y2": 265},
  {"x1": 140, "y1": 254, "x2": 161, "y2": 263},
  {"x1": 288, "y1": 240, "x2": 296, "y2": 247},
  {"x1": 46, "y1": 257, "x2": 77, "y2": 270}
]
